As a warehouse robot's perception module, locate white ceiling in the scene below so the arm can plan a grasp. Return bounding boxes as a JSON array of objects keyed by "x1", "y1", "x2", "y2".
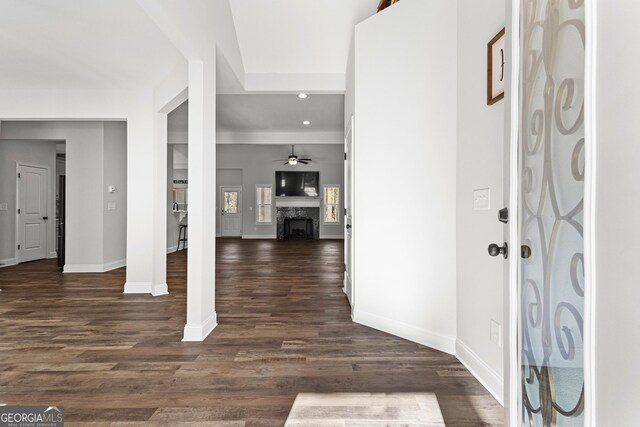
[
  {"x1": 0, "y1": 0, "x2": 184, "y2": 89},
  {"x1": 229, "y1": 0, "x2": 378, "y2": 75},
  {"x1": 168, "y1": 94, "x2": 344, "y2": 134},
  {"x1": 217, "y1": 94, "x2": 344, "y2": 132}
]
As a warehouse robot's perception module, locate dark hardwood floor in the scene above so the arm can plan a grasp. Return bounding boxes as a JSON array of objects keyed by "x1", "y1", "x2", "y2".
[{"x1": 0, "y1": 239, "x2": 503, "y2": 426}]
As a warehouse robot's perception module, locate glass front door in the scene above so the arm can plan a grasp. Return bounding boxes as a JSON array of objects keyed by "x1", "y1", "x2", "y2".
[{"x1": 518, "y1": 0, "x2": 586, "y2": 425}]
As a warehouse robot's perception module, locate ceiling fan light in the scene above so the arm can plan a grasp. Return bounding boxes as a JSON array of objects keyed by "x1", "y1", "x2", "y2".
[
  {"x1": 289, "y1": 157, "x2": 298, "y2": 165},
  {"x1": 298, "y1": 93, "x2": 308, "y2": 99}
]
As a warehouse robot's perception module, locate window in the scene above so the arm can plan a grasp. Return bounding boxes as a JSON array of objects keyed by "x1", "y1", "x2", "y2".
[
  {"x1": 256, "y1": 185, "x2": 273, "y2": 224},
  {"x1": 323, "y1": 185, "x2": 340, "y2": 224},
  {"x1": 223, "y1": 191, "x2": 239, "y2": 214}
]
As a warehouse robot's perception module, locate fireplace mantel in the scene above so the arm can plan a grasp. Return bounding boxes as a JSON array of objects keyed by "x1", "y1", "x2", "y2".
[{"x1": 275, "y1": 198, "x2": 320, "y2": 208}]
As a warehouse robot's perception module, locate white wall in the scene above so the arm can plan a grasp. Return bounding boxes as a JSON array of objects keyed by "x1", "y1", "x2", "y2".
[
  {"x1": 456, "y1": 0, "x2": 506, "y2": 403},
  {"x1": 0, "y1": 140, "x2": 57, "y2": 264},
  {"x1": 1, "y1": 122, "x2": 105, "y2": 269},
  {"x1": 103, "y1": 122, "x2": 128, "y2": 267},
  {"x1": 592, "y1": 2, "x2": 640, "y2": 425},
  {"x1": 0, "y1": 121, "x2": 127, "y2": 271},
  {"x1": 352, "y1": 0, "x2": 458, "y2": 354},
  {"x1": 216, "y1": 144, "x2": 345, "y2": 239}
]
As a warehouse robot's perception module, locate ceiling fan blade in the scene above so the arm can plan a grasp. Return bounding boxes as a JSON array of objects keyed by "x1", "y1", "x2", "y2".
[
  {"x1": 298, "y1": 160, "x2": 309, "y2": 164},
  {"x1": 284, "y1": 162, "x2": 290, "y2": 165},
  {"x1": 298, "y1": 158, "x2": 312, "y2": 161}
]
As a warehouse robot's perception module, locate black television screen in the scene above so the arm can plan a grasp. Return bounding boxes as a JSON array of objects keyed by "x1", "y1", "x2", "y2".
[{"x1": 276, "y1": 171, "x2": 319, "y2": 197}]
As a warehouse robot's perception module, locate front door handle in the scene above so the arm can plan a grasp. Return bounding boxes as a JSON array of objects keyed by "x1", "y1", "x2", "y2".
[
  {"x1": 42, "y1": 216, "x2": 49, "y2": 220},
  {"x1": 488, "y1": 242, "x2": 508, "y2": 259},
  {"x1": 346, "y1": 224, "x2": 352, "y2": 230}
]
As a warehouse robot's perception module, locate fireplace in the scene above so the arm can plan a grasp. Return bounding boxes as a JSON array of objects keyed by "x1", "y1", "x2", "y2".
[
  {"x1": 276, "y1": 206, "x2": 320, "y2": 240},
  {"x1": 284, "y1": 218, "x2": 314, "y2": 240}
]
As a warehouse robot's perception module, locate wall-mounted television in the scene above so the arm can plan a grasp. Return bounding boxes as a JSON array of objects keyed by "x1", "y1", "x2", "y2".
[{"x1": 276, "y1": 171, "x2": 319, "y2": 197}]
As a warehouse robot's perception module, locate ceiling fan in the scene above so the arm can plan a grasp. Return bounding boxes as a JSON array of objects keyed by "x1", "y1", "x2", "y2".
[{"x1": 273, "y1": 145, "x2": 313, "y2": 165}]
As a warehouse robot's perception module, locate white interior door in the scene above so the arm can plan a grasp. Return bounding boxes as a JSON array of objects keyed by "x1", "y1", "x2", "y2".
[
  {"x1": 220, "y1": 187, "x2": 242, "y2": 237},
  {"x1": 344, "y1": 116, "x2": 354, "y2": 308},
  {"x1": 18, "y1": 164, "x2": 49, "y2": 263},
  {"x1": 513, "y1": 0, "x2": 587, "y2": 425}
]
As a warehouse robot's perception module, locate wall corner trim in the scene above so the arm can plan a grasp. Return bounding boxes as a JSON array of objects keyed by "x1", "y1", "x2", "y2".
[
  {"x1": 456, "y1": 339, "x2": 505, "y2": 406},
  {"x1": 183, "y1": 312, "x2": 218, "y2": 342},
  {"x1": 352, "y1": 308, "x2": 456, "y2": 355}
]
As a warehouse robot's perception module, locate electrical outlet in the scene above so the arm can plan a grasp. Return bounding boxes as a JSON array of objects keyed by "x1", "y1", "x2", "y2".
[
  {"x1": 490, "y1": 320, "x2": 502, "y2": 348},
  {"x1": 0, "y1": 203, "x2": 8, "y2": 211},
  {"x1": 107, "y1": 202, "x2": 117, "y2": 211},
  {"x1": 473, "y1": 188, "x2": 490, "y2": 210}
]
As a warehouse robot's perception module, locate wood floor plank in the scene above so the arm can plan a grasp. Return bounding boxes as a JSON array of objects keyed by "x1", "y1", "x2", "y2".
[{"x1": 0, "y1": 239, "x2": 502, "y2": 425}]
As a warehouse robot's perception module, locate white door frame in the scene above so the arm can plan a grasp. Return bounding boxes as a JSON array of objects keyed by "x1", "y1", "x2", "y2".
[
  {"x1": 219, "y1": 186, "x2": 242, "y2": 237},
  {"x1": 504, "y1": 1, "x2": 596, "y2": 425},
  {"x1": 344, "y1": 115, "x2": 355, "y2": 312},
  {"x1": 15, "y1": 162, "x2": 51, "y2": 263}
]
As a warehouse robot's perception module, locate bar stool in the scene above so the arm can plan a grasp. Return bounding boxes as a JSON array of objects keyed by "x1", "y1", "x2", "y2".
[{"x1": 177, "y1": 219, "x2": 188, "y2": 252}]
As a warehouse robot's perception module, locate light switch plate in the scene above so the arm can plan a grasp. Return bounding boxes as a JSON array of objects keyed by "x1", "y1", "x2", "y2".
[
  {"x1": 107, "y1": 202, "x2": 117, "y2": 211},
  {"x1": 0, "y1": 203, "x2": 7, "y2": 211},
  {"x1": 473, "y1": 188, "x2": 490, "y2": 210}
]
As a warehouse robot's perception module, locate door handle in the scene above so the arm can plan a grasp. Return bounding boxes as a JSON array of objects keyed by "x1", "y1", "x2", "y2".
[
  {"x1": 488, "y1": 242, "x2": 508, "y2": 259},
  {"x1": 346, "y1": 224, "x2": 352, "y2": 229},
  {"x1": 42, "y1": 216, "x2": 49, "y2": 220}
]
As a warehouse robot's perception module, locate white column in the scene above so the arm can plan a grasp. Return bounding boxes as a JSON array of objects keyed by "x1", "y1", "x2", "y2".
[
  {"x1": 183, "y1": 56, "x2": 217, "y2": 341},
  {"x1": 151, "y1": 112, "x2": 168, "y2": 295},
  {"x1": 124, "y1": 92, "x2": 168, "y2": 295}
]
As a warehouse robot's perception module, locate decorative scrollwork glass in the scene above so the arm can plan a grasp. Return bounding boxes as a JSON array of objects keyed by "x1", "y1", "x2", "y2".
[{"x1": 519, "y1": 0, "x2": 585, "y2": 425}]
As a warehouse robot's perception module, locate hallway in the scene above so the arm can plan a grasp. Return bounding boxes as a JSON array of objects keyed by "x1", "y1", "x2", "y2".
[{"x1": 0, "y1": 239, "x2": 502, "y2": 425}]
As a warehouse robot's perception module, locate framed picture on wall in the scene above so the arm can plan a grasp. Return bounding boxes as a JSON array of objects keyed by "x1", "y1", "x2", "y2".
[{"x1": 487, "y1": 27, "x2": 506, "y2": 105}]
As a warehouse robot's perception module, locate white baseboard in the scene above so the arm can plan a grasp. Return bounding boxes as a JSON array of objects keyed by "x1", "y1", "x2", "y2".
[
  {"x1": 183, "y1": 312, "x2": 218, "y2": 342},
  {"x1": 64, "y1": 259, "x2": 125, "y2": 273},
  {"x1": 123, "y1": 282, "x2": 152, "y2": 294},
  {"x1": 215, "y1": 233, "x2": 221, "y2": 238},
  {"x1": 321, "y1": 235, "x2": 345, "y2": 239},
  {"x1": 152, "y1": 283, "x2": 168, "y2": 296},
  {"x1": 103, "y1": 259, "x2": 126, "y2": 272},
  {"x1": 64, "y1": 264, "x2": 105, "y2": 273},
  {"x1": 352, "y1": 308, "x2": 456, "y2": 355},
  {"x1": 0, "y1": 258, "x2": 17, "y2": 268},
  {"x1": 456, "y1": 339, "x2": 504, "y2": 405},
  {"x1": 49, "y1": 251, "x2": 57, "y2": 259},
  {"x1": 122, "y1": 282, "x2": 169, "y2": 296},
  {"x1": 241, "y1": 235, "x2": 276, "y2": 239}
]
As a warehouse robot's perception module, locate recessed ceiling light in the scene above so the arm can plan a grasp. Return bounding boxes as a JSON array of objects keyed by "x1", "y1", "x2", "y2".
[
  {"x1": 298, "y1": 93, "x2": 308, "y2": 99},
  {"x1": 303, "y1": 121, "x2": 311, "y2": 126}
]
